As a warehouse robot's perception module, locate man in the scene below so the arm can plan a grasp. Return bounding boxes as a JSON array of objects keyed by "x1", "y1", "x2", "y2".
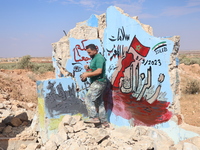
[{"x1": 80, "y1": 44, "x2": 109, "y2": 127}]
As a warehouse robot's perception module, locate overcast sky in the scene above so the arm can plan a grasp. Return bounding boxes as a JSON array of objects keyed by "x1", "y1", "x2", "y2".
[{"x1": 0, "y1": 0, "x2": 200, "y2": 58}]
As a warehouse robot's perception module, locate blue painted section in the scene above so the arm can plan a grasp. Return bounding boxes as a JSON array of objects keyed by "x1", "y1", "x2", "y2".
[
  {"x1": 176, "y1": 57, "x2": 180, "y2": 66},
  {"x1": 155, "y1": 121, "x2": 199, "y2": 144},
  {"x1": 107, "y1": 109, "x2": 131, "y2": 127},
  {"x1": 52, "y1": 53, "x2": 61, "y2": 78},
  {"x1": 87, "y1": 14, "x2": 98, "y2": 27}
]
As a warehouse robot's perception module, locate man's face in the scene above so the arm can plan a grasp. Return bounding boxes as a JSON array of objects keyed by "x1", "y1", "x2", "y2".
[{"x1": 86, "y1": 48, "x2": 97, "y2": 58}]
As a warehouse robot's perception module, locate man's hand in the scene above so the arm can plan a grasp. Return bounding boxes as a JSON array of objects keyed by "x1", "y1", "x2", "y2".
[
  {"x1": 80, "y1": 68, "x2": 102, "y2": 82},
  {"x1": 80, "y1": 72, "x2": 88, "y2": 82},
  {"x1": 84, "y1": 65, "x2": 90, "y2": 70}
]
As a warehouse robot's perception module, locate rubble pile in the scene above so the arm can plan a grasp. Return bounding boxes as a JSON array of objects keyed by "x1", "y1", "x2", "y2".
[
  {"x1": 0, "y1": 99, "x2": 36, "y2": 138},
  {"x1": 30, "y1": 115, "x2": 200, "y2": 150},
  {"x1": 0, "y1": 95, "x2": 200, "y2": 149},
  {"x1": 0, "y1": 94, "x2": 37, "y2": 150}
]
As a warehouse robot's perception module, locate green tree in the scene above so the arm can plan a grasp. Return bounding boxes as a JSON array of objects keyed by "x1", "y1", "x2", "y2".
[{"x1": 17, "y1": 55, "x2": 33, "y2": 69}]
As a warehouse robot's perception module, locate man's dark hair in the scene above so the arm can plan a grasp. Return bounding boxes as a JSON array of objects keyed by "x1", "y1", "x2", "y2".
[{"x1": 86, "y1": 44, "x2": 97, "y2": 51}]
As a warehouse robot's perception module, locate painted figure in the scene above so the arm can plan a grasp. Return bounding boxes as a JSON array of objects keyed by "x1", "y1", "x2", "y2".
[{"x1": 80, "y1": 44, "x2": 109, "y2": 127}]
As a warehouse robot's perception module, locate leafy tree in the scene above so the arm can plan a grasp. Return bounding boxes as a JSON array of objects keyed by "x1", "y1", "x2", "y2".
[{"x1": 17, "y1": 55, "x2": 33, "y2": 69}]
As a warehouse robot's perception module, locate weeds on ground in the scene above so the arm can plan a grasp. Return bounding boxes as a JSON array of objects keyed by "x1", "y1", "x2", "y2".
[
  {"x1": 184, "y1": 79, "x2": 200, "y2": 94},
  {"x1": 179, "y1": 54, "x2": 200, "y2": 65},
  {"x1": 31, "y1": 63, "x2": 54, "y2": 74},
  {"x1": 0, "y1": 63, "x2": 17, "y2": 69}
]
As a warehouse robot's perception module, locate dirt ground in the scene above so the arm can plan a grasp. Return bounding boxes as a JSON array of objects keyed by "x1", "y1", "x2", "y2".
[
  {"x1": 179, "y1": 64, "x2": 200, "y2": 127},
  {"x1": 0, "y1": 62, "x2": 199, "y2": 127},
  {"x1": 0, "y1": 69, "x2": 55, "y2": 104}
]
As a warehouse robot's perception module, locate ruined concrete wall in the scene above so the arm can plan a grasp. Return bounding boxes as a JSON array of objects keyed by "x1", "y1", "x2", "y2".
[{"x1": 36, "y1": 6, "x2": 199, "y2": 143}]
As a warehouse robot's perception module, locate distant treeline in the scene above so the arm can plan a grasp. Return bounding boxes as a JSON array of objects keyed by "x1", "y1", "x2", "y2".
[
  {"x1": 0, "y1": 55, "x2": 54, "y2": 74},
  {"x1": 179, "y1": 51, "x2": 200, "y2": 65},
  {"x1": 0, "y1": 56, "x2": 52, "y2": 63}
]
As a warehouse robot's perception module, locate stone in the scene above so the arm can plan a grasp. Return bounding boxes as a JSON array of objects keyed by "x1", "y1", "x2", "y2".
[
  {"x1": 27, "y1": 102, "x2": 36, "y2": 108},
  {"x1": 73, "y1": 131, "x2": 88, "y2": 141},
  {"x1": 134, "y1": 136, "x2": 154, "y2": 150},
  {"x1": 11, "y1": 105, "x2": 18, "y2": 112},
  {"x1": 70, "y1": 115, "x2": 81, "y2": 126},
  {"x1": 39, "y1": 147, "x2": 46, "y2": 150},
  {"x1": 30, "y1": 114, "x2": 39, "y2": 132},
  {"x1": 84, "y1": 123, "x2": 95, "y2": 128},
  {"x1": 68, "y1": 141, "x2": 82, "y2": 150},
  {"x1": 49, "y1": 134, "x2": 65, "y2": 147},
  {"x1": 73, "y1": 121, "x2": 86, "y2": 132},
  {"x1": 0, "y1": 123, "x2": 6, "y2": 132},
  {"x1": 110, "y1": 127, "x2": 133, "y2": 142},
  {"x1": 85, "y1": 128, "x2": 98, "y2": 135},
  {"x1": 68, "y1": 132, "x2": 75, "y2": 139},
  {"x1": 11, "y1": 117, "x2": 22, "y2": 127},
  {"x1": 191, "y1": 136, "x2": 200, "y2": 148},
  {"x1": 62, "y1": 114, "x2": 72, "y2": 125},
  {"x1": 21, "y1": 121, "x2": 29, "y2": 126},
  {"x1": 15, "y1": 112, "x2": 28, "y2": 121},
  {"x1": 19, "y1": 144, "x2": 27, "y2": 149},
  {"x1": 44, "y1": 140, "x2": 57, "y2": 150},
  {"x1": 2, "y1": 100, "x2": 11, "y2": 105},
  {"x1": 65, "y1": 125, "x2": 74, "y2": 133},
  {"x1": 57, "y1": 144, "x2": 70, "y2": 150},
  {"x1": 58, "y1": 130, "x2": 68, "y2": 141},
  {"x1": 147, "y1": 128, "x2": 174, "y2": 148},
  {"x1": 0, "y1": 103, "x2": 5, "y2": 109},
  {"x1": 93, "y1": 128, "x2": 109, "y2": 143},
  {"x1": 3, "y1": 125, "x2": 12, "y2": 133},
  {"x1": 101, "y1": 139, "x2": 113, "y2": 147},
  {"x1": 183, "y1": 142, "x2": 199, "y2": 150},
  {"x1": 25, "y1": 143, "x2": 40, "y2": 150},
  {"x1": 2, "y1": 93, "x2": 10, "y2": 100},
  {"x1": 1, "y1": 109, "x2": 11, "y2": 118},
  {"x1": 76, "y1": 134, "x2": 88, "y2": 145},
  {"x1": 58, "y1": 121, "x2": 68, "y2": 133}
]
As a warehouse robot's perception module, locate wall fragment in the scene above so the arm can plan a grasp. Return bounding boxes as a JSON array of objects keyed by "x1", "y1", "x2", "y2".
[{"x1": 36, "y1": 6, "x2": 199, "y2": 143}]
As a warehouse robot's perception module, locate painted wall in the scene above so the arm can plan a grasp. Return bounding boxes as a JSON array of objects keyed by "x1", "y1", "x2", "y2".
[
  {"x1": 36, "y1": 6, "x2": 199, "y2": 143},
  {"x1": 103, "y1": 6, "x2": 173, "y2": 127}
]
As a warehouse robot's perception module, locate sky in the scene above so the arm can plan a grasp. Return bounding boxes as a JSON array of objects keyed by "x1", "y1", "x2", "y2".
[{"x1": 0, "y1": 0, "x2": 200, "y2": 58}]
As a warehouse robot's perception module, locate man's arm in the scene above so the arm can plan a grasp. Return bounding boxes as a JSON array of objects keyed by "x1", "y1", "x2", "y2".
[{"x1": 80, "y1": 68, "x2": 102, "y2": 80}]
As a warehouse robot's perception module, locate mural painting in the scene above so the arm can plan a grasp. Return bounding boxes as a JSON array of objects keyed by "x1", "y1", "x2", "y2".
[
  {"x1": 37, "y1": 78, "x2": 88, "y2": 119},
  {"x1": 104, "y1": 36, "x2": 172, "y2": 126},
  {"x1": 39, "y1": 6, "x2": 175, "y2": 128},
  {"x1": 103, "y1": 6, "x2": 174, "y2": 126}
]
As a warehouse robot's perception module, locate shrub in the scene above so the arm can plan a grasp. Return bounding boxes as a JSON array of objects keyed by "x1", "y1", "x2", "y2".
[
  {"x1": 32, "y1": 63, "x2": 54, "y2": 74},
  {"x1": 17, "y1": 55, "x2": 33, "y2": 69},
  {"x1": 184, "y1": 79, "x2": 200, "y2": 94}
]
